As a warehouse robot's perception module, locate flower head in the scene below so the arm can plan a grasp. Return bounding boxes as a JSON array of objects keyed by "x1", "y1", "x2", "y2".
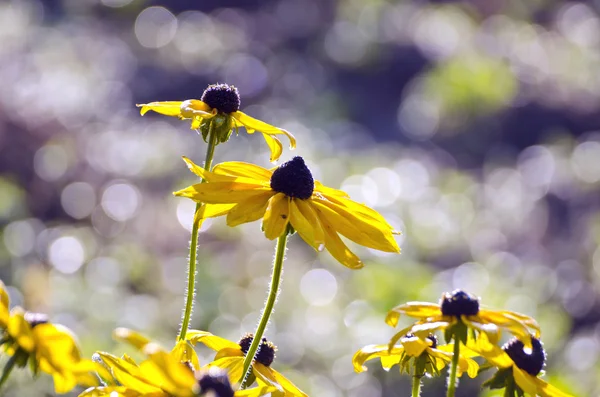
[
  {"x1": 81, "y1": 328, "x2": 274, "y2": 397},
  {"x1": 385, "y1": 289, "x2": 540, "y2": 347},
  {"x1": 174, "y1": 156, "x2": 401, "y2": 269},
  {"x1": 353, "y1": 333, "x2": 478, "y2": 379},
  {"x1": 137, "y1": 83, "x2": 296, "y2": 162},
  {"x1": 470, "y1": 334, "x2": 573, "y2": 397},
  {"x1": 0, "y1": 280, "x2": 104, "y2": 393},
  {"x1": 186, "y1": 330, "x2": 307, "y2": 397}
]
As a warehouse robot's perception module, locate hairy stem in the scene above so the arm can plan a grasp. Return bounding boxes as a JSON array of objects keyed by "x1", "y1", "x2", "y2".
[
  {"x1": 178, "y1": 122, "x2": 218, "y2": 341},
  {"x1": 239, "y1": 228, "x2": 289, "y2": 388},
  {"x1": 412, "y1": 376, "x2": 422, "y2": 397}
]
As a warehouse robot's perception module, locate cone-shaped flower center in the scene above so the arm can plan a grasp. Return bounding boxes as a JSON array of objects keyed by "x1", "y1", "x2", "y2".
[
  {"x1": 201, "y1": 83, "x2": 241, "y2": 114},
  {"x1": 24, "y1": 312, "x2": 49, "y2": 328},
  {"x1": 197, "y1": 368, "x2": 234, "y2": 397},
  {"x1": 270, "y1": 156, "x2": 314, "y2": 200},
  {"x1": 440, "y1": 289, "x2": 480, "y2": 317},
  {"x1": 238, "y1": 333, "x2": 277, "y2": 367},
  {"x1": 503, "y1": 337, "x2": 545, "y2": 376}
]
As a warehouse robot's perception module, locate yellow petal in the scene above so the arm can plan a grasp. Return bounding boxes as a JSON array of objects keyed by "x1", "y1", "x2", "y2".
[
  {"x1": 226, "y1": 192, "x2": 273, "y2": 227},
  {"x1": 213, "y1": 162, "x2": 273, "y2": 181},
  {"x1": 466, "y1": 334, "x2": 513, "y2": 368},
  {"x1": 290, "y1": 200, "x2": 325, "y2": 250},
  {"x1": 352, "y1": 345, "x2": 404, "y2": 373},
  {"x1": 262, "y1": 133, "x2": 284, "y2": 162},
  {"x1": 314, "y1": 181, "x2": 349, "y2": 198},
  {"x1": 137, "y1": 101, "x2": 185, "y2": 117},
  {"x1": 513, "y1": 366, "x2": 540, "y2": 395},
  {"x1": 97, "y1": 352, "x2": 162, "y2": 393},
  {"x1": 232, "y1": 111, "x2": 296, "y2": 149},
  {"x1": 409, "y1": 321, "x2": 450, "y2": 335},
  {"x1": 268, "y1": 366, "x2": 308, "y2": 397},
  {"x1": 8, "y1": 309, "x2": 34, "y2": 352},
  {"x1": 262, "y1": 193, "x2": 291, "y2": 240},
  {"x1": 536, "y1": 377, "x2": 575, "y2": 397},
  {"x1": 181, "y1": 157, "x2": 238, "y2": 183},
  {"x1": 385, "y1": 303, "x2": 442, "y2": 327},
  {"x1": 113, "y1": 328, "x2": 151, "y2": 351},
  {"x1": 171, "y1": 340, "x2": 200, "y2": 371},
  {"x1": 321, "y1": 222, "x2": 363, "y2": 269},
  {"x1": 312, "y1": 197, "x2": 399, "y2": 253},
  {"x1": 235, "y1": 385, "x2": 279, "y2": 397},
  {"x1": 186, "y1": 330, "x2": 240, "y2": 351},
  {"x1": 401, "y1": 336, "x2": 429, "y2": 357},
  {"x1": 141, "y1": 343, "x2": 196, "y2": 396},
  {"x1": 179, "y1": 100, "x2": 212, "y2": 118},
  {"x1": 207, "y1": 356, "x2": 245, "y2": 384},
  {"x1": 462, "y1": 316, "x2": 500, "y2": 345},
  {"x1": 479, "y1": 310, "x2": 534, "y2": 345},
  {"x1": 174, "y1": 182, "x2": 271, "y2": 204},
  {"x1": 215, "y1": 347, "x2": 244, "y2": 360},
  {"x1": 387, "y1": 324, "x2": 420, "y2": 352},
  {"x1": 0, "y1": 280, "x2": 9, "y2": 328}
]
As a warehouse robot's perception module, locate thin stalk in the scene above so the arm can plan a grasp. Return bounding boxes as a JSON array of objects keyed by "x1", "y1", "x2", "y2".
[
  {"x1": 504, "y1": 376, "x2": 516, "y2": 397},
  {"x1": 446, "y1": 341, "x2": 460, "y2": 397},
  {"x1": 239, "y1": 229, "x2": 289, "y2": 388},
  {"x1": 412, "y1": 376, "x2": 422, "y2": 397},
  {"x1": 178, "y1": 122, "x2": 218, "y2": 342}
]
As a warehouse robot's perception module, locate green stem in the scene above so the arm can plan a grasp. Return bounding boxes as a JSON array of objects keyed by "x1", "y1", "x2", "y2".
[
  {"x1": 239, "y1": 228, "x2": 289, "y2": 388},
  {"x1": 178, "y1": 122, "x2": 218, "y2": 342},
  {"x1": 504, "y1": 375, "x2": 516, "y2": 397},
  {"x1": 412, "y1": 376, "x2": 422, "y2": 397},
  {"x1": 446, "y1": 340, "x2": 460, "y2": 397}
]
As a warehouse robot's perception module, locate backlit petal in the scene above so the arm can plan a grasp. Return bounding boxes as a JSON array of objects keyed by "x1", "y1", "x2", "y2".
[
  {"x1": 462, "y1": 316, "x2": 500, "y2": 345},
  {"x1": 232, "y1": 111, "x2": 296, "y2": 149},
  {"x1": 171, "y1": 340, "x2": 200, "y2": 371},
  {"x1": 262, "y1": 133, "x2": 284, "y2": 162},
  {"x1": 226, "y1": 192, "x2": 273, "y2": 227},
  {"x1": 141, "y1": 343, "x2": 196, "y2": 395},
  {"x1": 181, "y1": 157, "x2": 239, "y2": 183},
  {"x1": 180, "y1": 100, "x2": 212, "y2": 118},
  {"x1": 262, "y1": 193, "x2": 290, "y2": 240},
  {"x1": 174, "y1": 182, "x2": 271, "y2": 204},
  {"x1": 8, "y1": 309, "x2": 34, "y2": 352},
  {"x1": 186, "y1": 330, "x2": 240, "y2": 352},
  {"x1": 385, "y1": 303, "x2": 442, "y2": 326},
  {"x1": 290, "y1": 200, "x2": 325, "y2": 250},
  {"x1": 137, "y1": 101, "x2": 184, "y2": 117},
  {"x1": 98, "y1": 352, "x2": 162, "y2": 393},
  {"x1": 536, "y1": 377, "x2": 575, "y2": 397},
  {"x1": 401, "y1": 337, "x2": 429, "y2": 357},
  {"x1": 0, "y1": 280, "x2": 8, "y2": 328},
  {"x1": 314, "y1": 181, "x2": 349, "y2": 198},
  {"x1": 352, "y1": 345, "x2": 405, "y2": 372},
  {"x1": 207, "y1": 356, "x2": 245, "y2": 384},
  {"x1": 113, "y1": 328, "x2": 151, "y2": 351},
  {"x1": 254, "y1": 364, "x2": 307, "y2": 397},
  {"x1": 513, "y1": 367, "x2": 540, "y2": 395},
  {"x1": 213, "y1": 162, "x2": 273, "y2": 181},
  {"x1": 321, "y1": 223, "x2": 363, "y2": 269}
]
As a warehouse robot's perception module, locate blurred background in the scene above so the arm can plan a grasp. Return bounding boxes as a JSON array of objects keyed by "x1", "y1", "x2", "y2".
[{"x1": 0, "y1": 0, "x2": 599, "y2": 395}]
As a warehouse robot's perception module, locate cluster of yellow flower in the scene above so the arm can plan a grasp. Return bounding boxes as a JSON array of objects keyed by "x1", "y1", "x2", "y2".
[{"x1": 0, "y1": 84, "x2": 573, "y2": 397}]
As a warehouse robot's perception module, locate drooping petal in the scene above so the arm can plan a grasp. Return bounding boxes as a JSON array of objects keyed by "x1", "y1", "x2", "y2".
[
  {"x1": 181, "y1": 157, "x2": 240, "y2": 183},
  {"x1": 186, "y1": 330, "x2": 240, "y2": 352},
  {"x1": 97, "y1": 352, "x2": 162, "y2": 393},
  {"x1": 213, "y1": 162, "x2": 273, "y2": 181},
  {"x1": 0, "y1": 280, "x2": 9, "y2": 328},
  {"x1": 385, "y1": 303, "x2": 442, "y2": 327},
  {"x1": 226, "y1": 192, "x2": 273, "y2": 227},
  {"x1": 137, "y1": 101, "x2": 185, "y2": 117},
  {"x1": 290, "y1": 200, "x2": 325, "y2": 250},
  {"x1": 262, "y1": 133, "x2": 284, "y2": 162},
  {"x1": 254, "y1": 364, "x2": 308, "y2": 397},
  {"x1": 387, "y1": 324, "x2": 420, "y2": 352},
  {"x1": 535, "y1": 377, "x2": 575, "y2": 397},
  {"x1": 314, "y1": 181, "x2": 349, "y2": 198},
  {"x1": 140, "y1": 343, "x2": 196, "y2": 396},
  {"x1": 409, "y1": 321, "x2": 451, "y2": 335},
  {"x1": 466, "y1": 334, "x2": 513, "y2": 369},
  {"x1": 513, "y1": 367, "x2": 541, "y2": 395},
  {"x1": 312, "y1": 198, "x2": 399, "y2": 253},
  {"x1": 179, "y1": 100, "x2": 212, "y2": 118},
  {"x1": 352, "y1": 345, "x2": 405, "y2": 373},
  {"x1": 232, "y1": 111, "x2": 296, "y2": 149},
  {"x1": 8, "y1": 309, "x2": 34, "y2": 352},
  {"x1": 236, "y1": 385, "x2": 279, "y2": 397},
  {"x1": 321, "y1": 222, "x2": 363, "y2": 269},
  {"x1": 207, "y1": 356, "x2": 245, "y2": 384},
  {"x1": 174, "y1": 182, "x2": 271, "y2": 204},
  {"x1": 113, "y1": 328, "x2": 151, "y2": 351},
  {"x1": 171, "y1": 340, "x2": 200, "y2": 371},
  {"x1": 462, "y1": 316, "x2": 500, "y2": 345},
  {"x1": 262, "y1": 193, "x2": 291, "y2": 240},
  {"x1": 479, "y1": 310, "x2": 534, "y2": 346},
  {"x1": 401, "y1": 337, "x2": 430, "y2": 357}
]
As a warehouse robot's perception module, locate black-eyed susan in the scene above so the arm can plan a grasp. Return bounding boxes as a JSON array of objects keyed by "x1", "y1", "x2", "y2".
[
  {"x1": 385, "y1": 290, "x2": 540, "y2": 347},
  {"x1": 174, "y1": 156, "x2": 401, "y2": 269},
  {"x1": 186, "y1": 330, "x2": 307, "y2": 397},
  {"x1": 469, "y1": 334, "x2": 573, "y2": 397},
  {"x1": 81, "y1": 328, "x2": 275, "y2": 397},
  {"x1": 353, "y1": 333, "x2": 478, "y2": 379},
  {"x1": 0, "y1": 280, "x2": 103, "y2": 393},
  {"x1": 137, "y1": 83, "x2": 296, "y2": 162}
]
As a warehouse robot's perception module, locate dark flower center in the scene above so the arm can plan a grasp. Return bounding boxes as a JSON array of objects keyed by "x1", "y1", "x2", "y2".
[
  {"x1": 201, "y1": 83, "x2": 241, "y2": 114},
  {"x1": 238, "y1": 333, "x2": 277, "y2": 367},
  {"x1": 24, "y1": 312, "x2": 49, "y2": 328},
  {"x1": 440, "y1": 289, "x2": 480, "y2": 317},
  {"x1": 503, "y1": 337, "x2": 545, "y2": 376},
  {"x1": 197, "y1": 368, "x2": 234, "y2": 397},
  {"x1": 270, "y1": 157, "x2": 314, "y2": 200}
]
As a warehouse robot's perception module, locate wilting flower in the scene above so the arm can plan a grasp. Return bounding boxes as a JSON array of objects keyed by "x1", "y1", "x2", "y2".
[
  {"x1": 81, "y1": 328, "x2": 274, "y2": 397},
  {"x1": 353, "y1": 333, "x2": 478, "y2": 379},
  {"x1": 385, "y1": 290, "x2": 540, "y2": 346},
  {"x1": 470, "y1": 334, "x2": 573, "y2": 397},
  {"x1": 137, "y1": 83, "x2": 296, "y2": 162},
  {"x1": 174, "y1": 156, "x2": 401, "y2": 269},
  {"x1": 0, "y1": 280, "x2": 103, "y2": 393},
  {"x1": 186, "y1": 330, "x2": 307, "y2": 397}
]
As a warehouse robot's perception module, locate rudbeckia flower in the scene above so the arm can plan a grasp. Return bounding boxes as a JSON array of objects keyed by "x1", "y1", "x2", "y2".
[
  {"x1": 174, "y1": 156, "x2": 401, "y2": 269},
  {"x1": 137, "y1": 83, "x2": 296, "y2": 162},
  {"x1": 186, "y1": 330, "x2": 307, "y2": 397},
  {"x1": 0, "y1": 280, "x2": 104, "y2": 393},
  {"x1": 81, "y1": 328, "x2": 275, "y2": 397},
  {"x1": 469, "y1": 334, "x2": 573, "y2": 397},
  {"x1": 385, "y1": 290, "x2": 540, "y2": 346},
  {"x1": 353, "y1": 333, "x2": 478, "y2": 379}
]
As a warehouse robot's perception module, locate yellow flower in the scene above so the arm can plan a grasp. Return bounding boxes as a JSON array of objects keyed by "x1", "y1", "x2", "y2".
[
  {"x1": 385, "y1": 290, "x2": 540, "y2": 347},
  {"x1": 353, "y1": 333, "x2": 478, "y2": 379},
  {"x1": 0, "y1": 280, "x2": 104, "y2": 394},
  {"x1": 81, "y1": 328, "x2": 275, "y2": 397},
  {"x1": 174, "y1": 156, "x2": 401, "y2": 269},
  {"x1": 137, "y1": 83, "x2": 296, "y2": 162},
  {"x1": 468, "y1": 334, "x2": 573, "y2": 397},
  {"x1": 186, "y1": 330, "x2": 307, "y2": 397}
]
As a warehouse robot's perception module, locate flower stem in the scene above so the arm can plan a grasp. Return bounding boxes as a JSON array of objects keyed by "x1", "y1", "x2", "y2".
[
  {"x1": 178, "y1": 122, "x2": 218, "y2": 342},
  {"x1": 446, "y1": 340, "x2": 460, "y2": 397},
  {"x1": 239, "y1": 227, "x2": 290, "y2": 388},
  {"x1": 412, "y1": 376, "x2": 422, "y2": 397}
]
